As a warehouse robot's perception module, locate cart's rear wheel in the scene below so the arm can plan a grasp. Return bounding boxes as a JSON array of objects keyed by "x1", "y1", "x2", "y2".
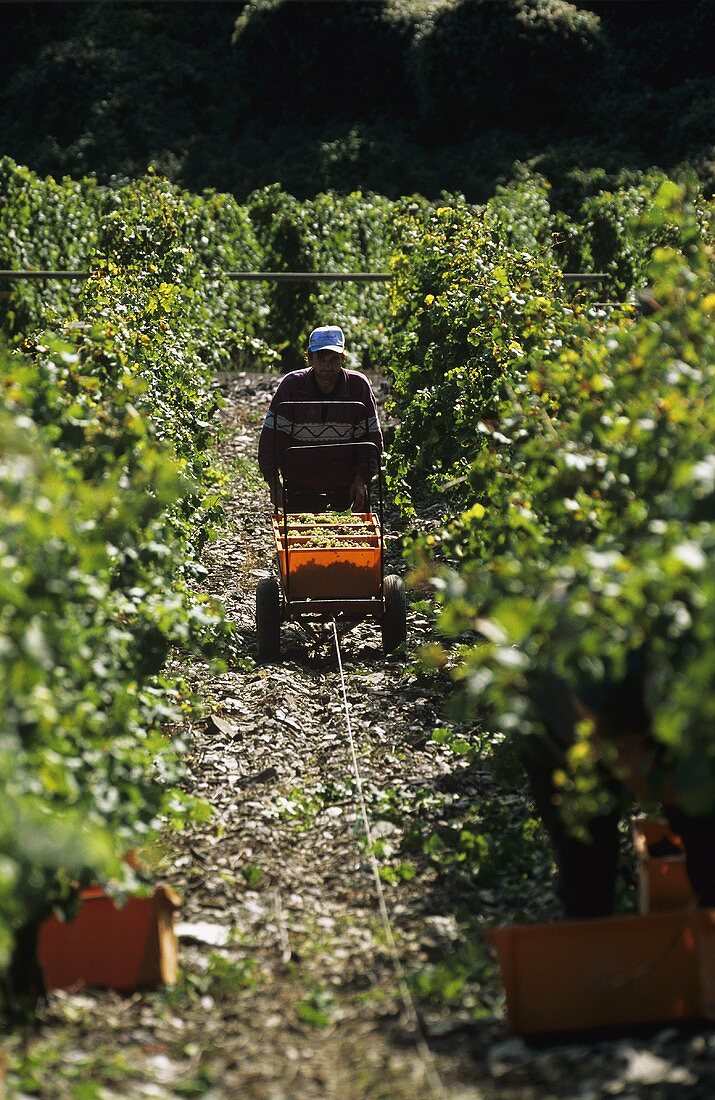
[
  {"x1": 382, "y1": 574, "x2": 407, "y2": 655},
  {"x1": 256, "y1": 577, "x2": 281, "y2": 663}
]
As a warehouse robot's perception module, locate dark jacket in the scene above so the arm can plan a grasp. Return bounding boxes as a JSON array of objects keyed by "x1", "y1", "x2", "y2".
[{"x1": 257, "y1": 367, "x2": 383, "y2": 492}]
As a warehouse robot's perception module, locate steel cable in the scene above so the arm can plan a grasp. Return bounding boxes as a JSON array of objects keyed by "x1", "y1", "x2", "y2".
[{"x1": 331, "y1": 620, "x2": 450, "y2": 1100}]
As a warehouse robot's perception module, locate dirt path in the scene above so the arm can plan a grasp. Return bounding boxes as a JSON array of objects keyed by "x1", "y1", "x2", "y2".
[
  {"x1": 5, "y1": 371, "x2": 715, "y2": 1099},
  {"x1": 163, "y1": 371, "x2": 485, "y2": 1098}
]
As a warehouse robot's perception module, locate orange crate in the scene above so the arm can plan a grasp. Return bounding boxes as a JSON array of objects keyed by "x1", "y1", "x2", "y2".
[
  {"x1": 38, "y1": 886, "x2": 180, "y2": 992},
  {"x1": 488, "y1": 910, "x2": 715, "y2": 1035},
  {"x1": 274, "y1": 512, "x2": 381, "y2": 600},
  {"x1": 632, "y1": 816, "x2": 694, "y2": 914}
]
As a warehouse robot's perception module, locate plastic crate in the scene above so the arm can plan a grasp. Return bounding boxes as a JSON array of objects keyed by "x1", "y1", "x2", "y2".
[
  {"x1": 38, "y1": 886, "x2": 180, "y2": 992},
  {"x1": 274, "y1": 512, "x2": 381, "y2": 600},
  {"x1": 488, "y1": 909, "x2": 714, "y2": 1035},
  {"x1": 632, "y1": 816, "x2": 694, "y2": 914}
]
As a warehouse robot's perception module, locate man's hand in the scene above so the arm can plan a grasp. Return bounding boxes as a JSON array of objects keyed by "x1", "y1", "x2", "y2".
[{"x1": 350, "y1": 474, "x2": 367, "y2": 512}]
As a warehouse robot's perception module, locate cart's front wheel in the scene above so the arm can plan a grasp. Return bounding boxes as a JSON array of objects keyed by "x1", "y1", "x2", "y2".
[
  {"x1": 382, "y1": 574, "x2": 407, "y2": 655},
  {"x1": 256, "y1": 577, "x2": 282, "y2": 663}
]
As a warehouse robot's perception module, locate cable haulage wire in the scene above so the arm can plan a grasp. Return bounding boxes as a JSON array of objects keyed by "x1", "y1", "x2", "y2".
[{"x1": 330, "y1": 621, "x2": 449, "y2": 1100}]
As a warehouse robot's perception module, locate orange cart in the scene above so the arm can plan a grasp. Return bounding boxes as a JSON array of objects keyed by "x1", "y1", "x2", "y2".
[{"x1": 255, "y1": 422, "x2": 406, "y2": 661}]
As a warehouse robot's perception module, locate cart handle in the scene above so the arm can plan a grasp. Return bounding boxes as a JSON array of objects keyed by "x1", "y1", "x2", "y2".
[
  {"x1": 271, "y1": 400, "x2": 373, "y2": 507},
  {"x1": 271, "y1": 398, "x2": 374, "y2": 488}
]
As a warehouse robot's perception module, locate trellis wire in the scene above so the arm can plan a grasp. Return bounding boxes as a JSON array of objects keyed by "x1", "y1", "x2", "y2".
[{"x1": 0, "y1": 269, "x2": 607, "y2": 282}]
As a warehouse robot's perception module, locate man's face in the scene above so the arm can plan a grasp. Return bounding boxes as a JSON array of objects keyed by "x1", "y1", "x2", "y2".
[{"x1": 310, "y1": 349, "x2": 343, "y2": 393}]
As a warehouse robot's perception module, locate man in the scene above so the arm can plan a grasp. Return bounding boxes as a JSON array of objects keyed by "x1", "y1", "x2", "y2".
[
  {"x1": 258, "y1": 325, "x2": 383, "y2": 512},
  {"x1": 522, "y1": 658, "x2": 715, "y2": 918}
]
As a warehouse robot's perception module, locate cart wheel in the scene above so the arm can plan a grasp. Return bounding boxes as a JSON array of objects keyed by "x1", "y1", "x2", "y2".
[
  {"x1": 256, "y1": 577, "x2": 281, "y2": 663},
  {"x1": 382, "y1": 574, "x2": 407, "y2": 655}
]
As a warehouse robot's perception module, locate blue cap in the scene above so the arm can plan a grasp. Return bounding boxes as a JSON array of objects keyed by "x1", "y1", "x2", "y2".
[{"x1": 308, "y1": 325, "x2": 345, "y2": 354}]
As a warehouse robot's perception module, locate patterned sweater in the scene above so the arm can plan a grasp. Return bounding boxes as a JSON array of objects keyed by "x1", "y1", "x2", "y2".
[{"x1": 257, "y1": 367, "x2": 383, "y2": 491}]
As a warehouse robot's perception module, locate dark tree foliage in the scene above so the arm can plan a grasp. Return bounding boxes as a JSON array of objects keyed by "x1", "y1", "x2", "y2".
[
  {"x1": 0, "y1": 0, "x2": 711, "y2": 200},
  {"x1": 230, "y1": 0, "x2": 415, "y2": 127},
  {"x1": 411, "y1": 0, "x2": 605, "y2": 140},
  {"x1": 0, "y1": 3, "x2": 243, "y2": 179},
  {"x1": 582, "y1": 1, "x2": 714, "y2": 88},
  {"x1": 0, "y1": 4, "x2": 75, "y2": 74}
]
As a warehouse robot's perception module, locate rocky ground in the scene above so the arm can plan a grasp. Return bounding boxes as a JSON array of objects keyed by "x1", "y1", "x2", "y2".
[{"x1": 4, "y1": 371, "x2": 715, "y2": 1099}]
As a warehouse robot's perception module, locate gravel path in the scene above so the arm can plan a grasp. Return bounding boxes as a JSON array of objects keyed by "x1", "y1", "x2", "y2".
[{"x1": 163, "y1": 370, "x2": 483, "y2": 1098}]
